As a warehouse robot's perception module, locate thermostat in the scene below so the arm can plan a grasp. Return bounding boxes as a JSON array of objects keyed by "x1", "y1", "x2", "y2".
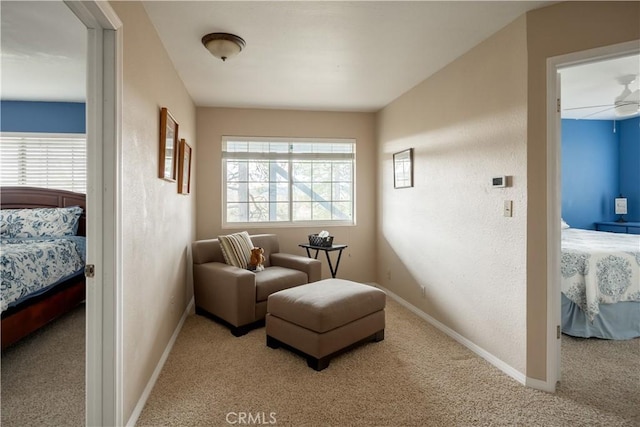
[{"x1": 492, "y1": 176, "x2": 507, "y2": 188}]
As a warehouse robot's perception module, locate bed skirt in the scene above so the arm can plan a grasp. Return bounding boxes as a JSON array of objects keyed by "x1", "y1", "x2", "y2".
[{"x1": 561, "y1": 293, "x2": 640, "y2": 340}]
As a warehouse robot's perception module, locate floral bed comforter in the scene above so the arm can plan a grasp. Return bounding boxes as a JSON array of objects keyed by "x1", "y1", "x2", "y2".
[
  {"x1": 561, "y1": 228, "x2": 640, "y2": 322},
  {"x1": 1, "y1": 236, "x2": 86, "y2": 312}
]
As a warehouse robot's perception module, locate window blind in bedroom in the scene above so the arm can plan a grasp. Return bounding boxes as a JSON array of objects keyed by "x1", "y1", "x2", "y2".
[{"x1": 0, "y1": 134, "x2": 87, "y2": 193}]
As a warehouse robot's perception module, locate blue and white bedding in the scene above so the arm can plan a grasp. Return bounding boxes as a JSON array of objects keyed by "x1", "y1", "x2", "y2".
[
  {"x1": 561, "y1": 294, "x2": 639, "y2": 339},
  {"x1": 1, "y1": 236, "x2": 86, "y2": 312},
  {"x1": 561, "y1": 228, "x2": 640, "y2": 324},
  {"x1": 0, "y1": 206, "x2": 83, "y2": 238}
]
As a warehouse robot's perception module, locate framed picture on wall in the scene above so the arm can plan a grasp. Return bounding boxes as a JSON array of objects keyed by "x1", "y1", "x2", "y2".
[
  {"x1": 393, "y1": 148, "x2": 413, "y2": 189},
  {"x1": 177, "y1": 139, "x2": 192, "y2": 195},
  {"x1": 159, "y1": 107, "x2": 178, "y2": 182}
]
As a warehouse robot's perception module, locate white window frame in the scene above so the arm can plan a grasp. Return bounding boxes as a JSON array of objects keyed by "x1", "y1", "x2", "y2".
[
  {"x1": 222, "y1": 136, "x2": 356, "y2": 228},
  {"x1": 0, "y1": 132, "x2": 87, "y2": 193}
]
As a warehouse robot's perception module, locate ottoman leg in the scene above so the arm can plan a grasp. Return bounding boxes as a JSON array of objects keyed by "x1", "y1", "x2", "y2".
[
  {"x1": 374, "y1": 329, "x2": 385, "y2": 342},
  {"x1": 307, "y1": 356, "x2": 330, "y2": 371},
  {"x1": 266, "y1": 335, "x2": 281, "y2": 349}
]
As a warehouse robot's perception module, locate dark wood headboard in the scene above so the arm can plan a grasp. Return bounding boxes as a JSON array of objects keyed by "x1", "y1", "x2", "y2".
[{"x1": 0, "y1": 187, "x2": 87, "y2": 237}]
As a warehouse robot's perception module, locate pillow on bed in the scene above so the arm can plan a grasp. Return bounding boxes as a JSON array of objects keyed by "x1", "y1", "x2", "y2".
[
  {"x1": 0, "y1": 206, "x2": 83, "y2": 238},
  {"x1": 218, "y1": 231, "x2": 253, "y2": 269},
  {"x1": 561, "y1": 218, "x2": 570, "y2": 229}
]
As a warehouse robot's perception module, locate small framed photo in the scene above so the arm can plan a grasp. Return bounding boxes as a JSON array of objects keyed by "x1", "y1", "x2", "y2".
[
  {"x1": 393, "y1": 148, "x2": 413, "y2": 189},
  {"x1": 159, "y1": 107, "x2": 178, "y2": 181},
  {"x1": 178, "y1": 139, "x2": 192, "y2": 195}
]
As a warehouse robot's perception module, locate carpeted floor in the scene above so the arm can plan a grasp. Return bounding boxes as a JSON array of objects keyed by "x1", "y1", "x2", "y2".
[
  {"x1": 136, "y1": 297, "x2": 639, "y2": 426},
  {"x1": 1, "y1": 298, "x2": 638, "y2": 426},
  {"x1": 1, "y1": 305, "x2": 85, "y2": 427}
]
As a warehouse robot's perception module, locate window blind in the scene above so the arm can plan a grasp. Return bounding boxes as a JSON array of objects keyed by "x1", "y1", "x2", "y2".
[
  {"x1": 0, "y1": 134, "x2": 87, "y2": 193},
  {"x1": 222, "y1": 136, "x2": 355, "y2": 226}
]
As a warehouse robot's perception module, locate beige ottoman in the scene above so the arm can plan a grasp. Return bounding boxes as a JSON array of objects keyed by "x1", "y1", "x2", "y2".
[{"x1": 266, "y1": 278, "x2": 386, "y2": 371}]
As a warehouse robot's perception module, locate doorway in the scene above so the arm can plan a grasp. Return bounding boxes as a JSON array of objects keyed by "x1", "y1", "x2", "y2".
[
  {"x1": 546, "y1": 39, "x2": 640, "y2": 388},
  {"x1": 0, "y1": 0, "x2": 122, "y2": 424},
  {"x1": 0, "y1": 2, "x2": 87, "y2": 425}
]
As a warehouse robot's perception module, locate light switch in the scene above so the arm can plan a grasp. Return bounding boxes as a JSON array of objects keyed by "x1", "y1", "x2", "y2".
[{"x1": 504, "y1": 200, "x2": 513, "y2": 217}]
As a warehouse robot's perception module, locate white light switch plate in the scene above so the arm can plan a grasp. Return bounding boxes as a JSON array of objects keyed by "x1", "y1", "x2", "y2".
[{"x1": 504, "y1": 200, "x2": 513, "y2": 217}]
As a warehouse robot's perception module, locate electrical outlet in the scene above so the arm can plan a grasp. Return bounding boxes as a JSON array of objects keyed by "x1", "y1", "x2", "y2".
[{"x1": 421, "y1": 286, "x2": 427, "y2": 298}]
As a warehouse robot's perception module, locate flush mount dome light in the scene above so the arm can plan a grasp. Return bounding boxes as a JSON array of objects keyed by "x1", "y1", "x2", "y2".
[{"x1": 201, "y1": 32, "x2": 245, "y2": 62}]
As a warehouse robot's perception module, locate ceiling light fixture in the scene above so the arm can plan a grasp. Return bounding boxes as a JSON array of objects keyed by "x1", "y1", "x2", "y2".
[{"x1": 201, "y1": 32, "x2": 245, "y2": 62}]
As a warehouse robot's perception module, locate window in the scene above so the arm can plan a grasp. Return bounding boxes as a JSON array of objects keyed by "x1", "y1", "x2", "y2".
[
  {"x1": 0, "y1": 134, "x2": 87, "y2": 193},
  {"x1": 222, "y1": 137, "x2": 355, "y2": 226}
]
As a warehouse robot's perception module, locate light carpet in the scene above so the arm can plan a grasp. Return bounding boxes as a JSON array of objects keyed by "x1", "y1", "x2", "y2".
[
  {"x1": 136, "y1": 298, "x2": 639, "y2": 426},
  {"x1": 1, "y1": 299, "x2": 638, "y2": 426},
  {"x1": 1, "y1": 305, "x2": 85, "y2": 426}
]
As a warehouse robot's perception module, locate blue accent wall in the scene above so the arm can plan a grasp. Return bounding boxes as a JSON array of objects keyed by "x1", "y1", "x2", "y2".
[
  {"x1": 619, "y1": 117, "x2": 640, "y2": 221},
  {"x1": 562, "y1": 117, "x2": 640, "y2": 228},
  {"x1": 561, "y1": 119, "x2": 619, "y2": 229},
  {"x1": 0, "y1": 101, "x2": 85, "y2": 133}
]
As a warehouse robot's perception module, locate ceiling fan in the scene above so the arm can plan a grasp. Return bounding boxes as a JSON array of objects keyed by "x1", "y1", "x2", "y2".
[{"x1": 563, "y1": 74, "x2": 640, "y2": 119}]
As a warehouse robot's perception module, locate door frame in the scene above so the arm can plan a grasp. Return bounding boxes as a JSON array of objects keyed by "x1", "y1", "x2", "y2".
[
  {"x1": 545, "y1": 39, "x2": 640, "y2": 390},
  {"x1": 64, "y1": 1, "x2": 123, "y2": 425}
]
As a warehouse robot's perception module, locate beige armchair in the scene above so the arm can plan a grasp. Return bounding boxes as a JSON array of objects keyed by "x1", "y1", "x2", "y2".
[{"x1": 192, "y1": 234, "x2": 321, "y2": 336}]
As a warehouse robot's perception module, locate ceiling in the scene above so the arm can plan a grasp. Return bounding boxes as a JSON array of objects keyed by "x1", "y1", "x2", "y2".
[
  {"x1": 560, "y1": 55, "x2": 640, "y2": 120},
  {"x1": 1, "y1": 1, "x2": 638, "y2": 120},
  {"x1": 0, "y1": 1, "x2": 86, "y2": 102},
  {"x1": 141, "y1": 1, "x2": 550, "y2": 112}
]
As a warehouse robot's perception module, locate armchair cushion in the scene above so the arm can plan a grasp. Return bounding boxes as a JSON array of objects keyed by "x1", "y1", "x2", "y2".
[
  {"x1": 218, "y1": 231, "x2": 253, "y2": 269},
  {"x1": 255, "y1": 267, "x2": 308, "y2": 302}
]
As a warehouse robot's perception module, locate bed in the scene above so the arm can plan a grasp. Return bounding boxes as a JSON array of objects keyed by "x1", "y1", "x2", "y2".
[
  {"x1": 561, "y1": 226, "x2": 640, "y2": 340},
  {"x1": 1, "y1": 186, "x2": 87, "y2": 350}
]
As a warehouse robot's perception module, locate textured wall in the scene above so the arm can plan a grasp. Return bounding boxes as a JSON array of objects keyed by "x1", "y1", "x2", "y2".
[
  {"x1": 195, "y1": 107, "x2": 376, "y2": 283},
  {"x1": 377, "y1": 17, "x2": 528, "y2": 373},
  {"x1": 109, "y1": 1, "x2": 197, "y2": 421}
]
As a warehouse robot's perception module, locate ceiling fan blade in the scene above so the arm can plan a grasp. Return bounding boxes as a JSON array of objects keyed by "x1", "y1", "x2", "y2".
[
  {"x1": 563, "y1": 104, "x2": 614, "y2": 111},
  {"x1": 575, "y1": 105, "x2": 617, "y2": 119},
  {"x1": 624, "y1": 88, "x2": 639, "y2": 102}
]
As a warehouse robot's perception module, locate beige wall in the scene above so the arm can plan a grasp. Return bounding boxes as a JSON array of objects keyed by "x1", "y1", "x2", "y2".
[
  {"x1": 196, "y1": 108, "x2": 376, "y2": 282},
  {"x1": 110, "y1": 1, "x2": 197, "y2": 421},
  {"x1": 377, "y1": 17, "x2": 528, "y2": 372},
  {"x1": 525, "y1": 1, "x2": 640, "y2": 381},
  {"x1": 111, "y1": 1, "x2": 640, "y2": 418}
]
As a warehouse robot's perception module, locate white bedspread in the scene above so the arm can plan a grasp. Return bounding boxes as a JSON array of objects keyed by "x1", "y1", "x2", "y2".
[{"x1": 561, "y1": 228, "x2": 640, "y2": 321}]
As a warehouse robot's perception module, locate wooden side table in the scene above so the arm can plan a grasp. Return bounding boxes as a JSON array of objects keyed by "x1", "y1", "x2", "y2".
[{"x1": 298, "y1": 243, "x2": 348, "y2": 278}]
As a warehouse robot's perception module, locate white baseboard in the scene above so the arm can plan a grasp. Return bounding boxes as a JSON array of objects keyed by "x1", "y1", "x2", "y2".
[
  {"x1": 126, "y1": 297, "x2": 195, "y2": 427},
  {"x1": 372, "y1": 283, "x2": 527, "y2": 387}
]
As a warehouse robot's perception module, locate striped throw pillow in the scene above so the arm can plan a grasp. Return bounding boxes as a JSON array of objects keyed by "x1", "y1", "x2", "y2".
[{"x1": 218, "y1": 231, "x2": 253, "y2": 269}]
